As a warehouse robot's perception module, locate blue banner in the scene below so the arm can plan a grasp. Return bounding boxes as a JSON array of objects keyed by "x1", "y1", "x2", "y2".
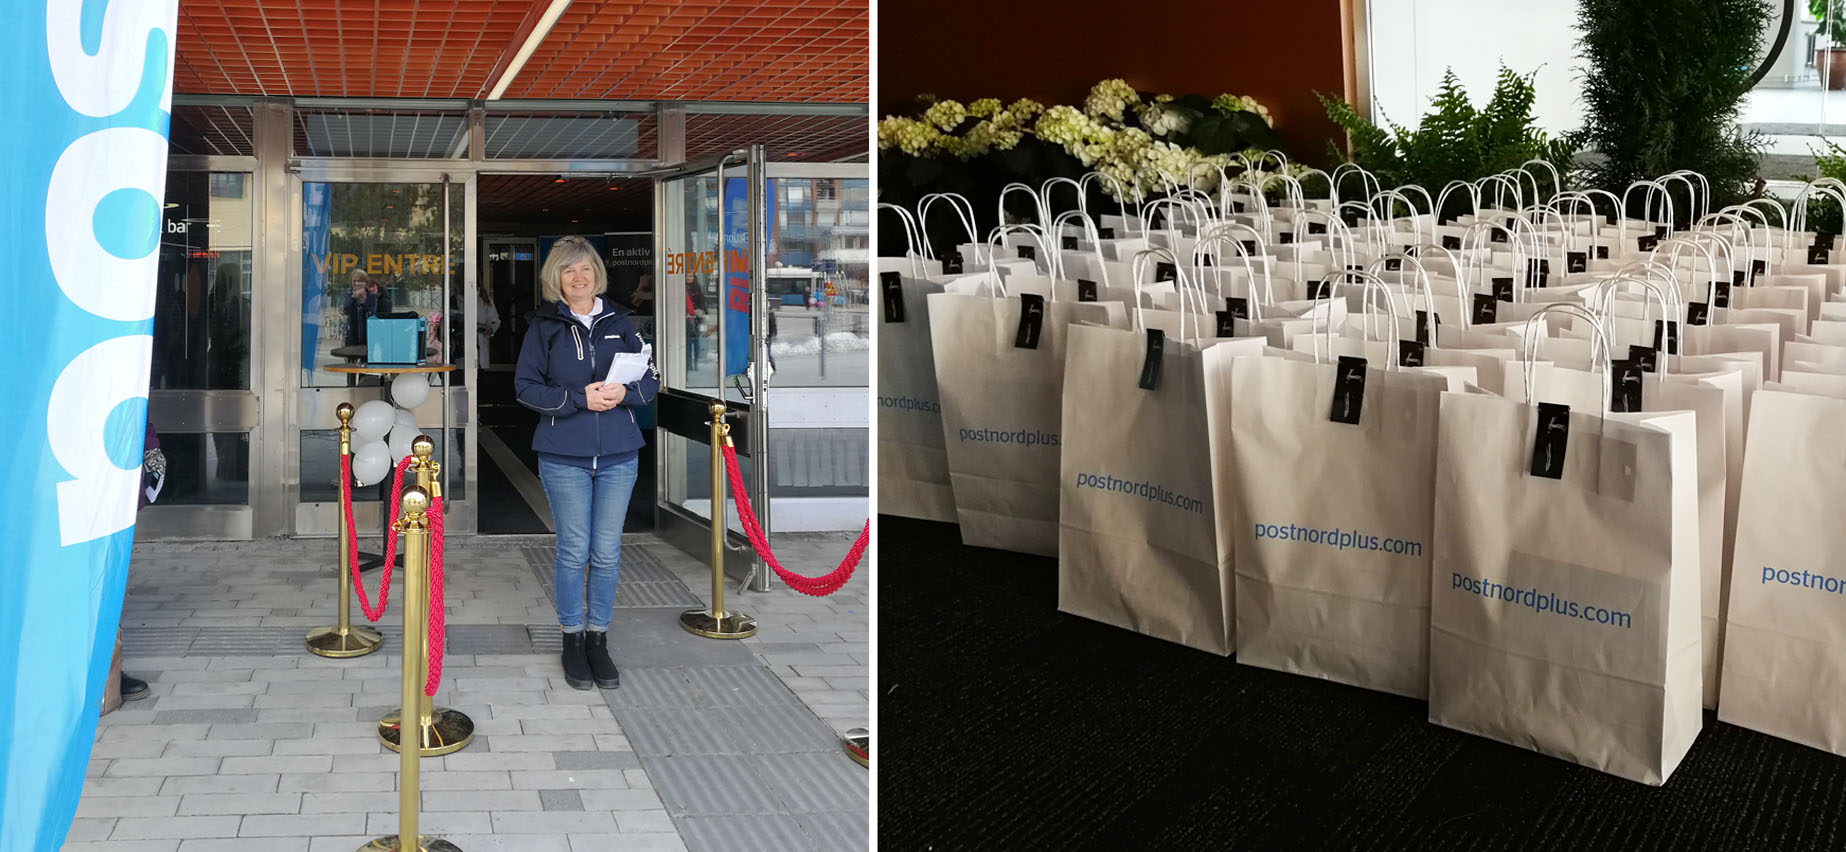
[
  {"x1": 301, "y1": 182, "x2": 330, "y2": 373},
  {"x1": 721, "y1": 176, "x2": 773, "y2": 379},
  {"x1": 0, "y1": 3, "x2": 178, "y2": 850}
]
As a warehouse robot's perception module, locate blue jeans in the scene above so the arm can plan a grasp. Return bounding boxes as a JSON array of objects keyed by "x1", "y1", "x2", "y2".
[{"x1": 538, "y1": 457, "x2": 639, "y2": 631}]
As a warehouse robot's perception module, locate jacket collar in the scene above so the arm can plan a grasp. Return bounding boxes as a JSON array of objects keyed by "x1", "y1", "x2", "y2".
[{"x1": 533, "y1": 298, "x2": 632, "y2": 324}]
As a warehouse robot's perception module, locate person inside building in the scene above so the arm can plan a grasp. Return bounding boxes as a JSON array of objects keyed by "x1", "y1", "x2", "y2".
[
  {"x1": 513, "y1": 235, "x2": 659, "y2": 690},
  {"x1": 341, "y1": 270, "x2": 390, "y2": 346}
]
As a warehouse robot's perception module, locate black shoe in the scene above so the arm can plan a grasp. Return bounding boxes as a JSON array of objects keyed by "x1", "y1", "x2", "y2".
[
  {"x1": 584, "y1": 630, "x2": 620, "y2": 690},
  {"x1": 560, "y1": 631, "x2": 592, "y2": 690},
  {"x1": 120, "y1": 673, "x2": 149, "y2": 702}
]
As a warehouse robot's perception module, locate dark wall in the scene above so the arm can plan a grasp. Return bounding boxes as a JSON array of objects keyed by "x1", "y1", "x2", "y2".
[{"x1": 877, "y1": 0, "x2": 1351, "y2": 163}]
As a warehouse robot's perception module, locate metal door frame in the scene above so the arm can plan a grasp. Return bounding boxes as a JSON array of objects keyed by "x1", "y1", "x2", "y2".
[
  {"x1": 650, "y1": 146, "x2": 773, "y2": 589},
  {"x1": 284, "y1": 162, "x2": 480, "y2": 537}
]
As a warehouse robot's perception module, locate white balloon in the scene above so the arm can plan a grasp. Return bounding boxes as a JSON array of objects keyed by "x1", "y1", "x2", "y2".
[
  {"x1": 352, "y1": 441, "x2": 390, "y2": 486},
  {"x1": 352, "y1": 400, "x2": 395, "y2": 441},
  {"x1": 394, "y1": 407, "x2": 418, "y2": 433},
  {"x1": 388, "y1": 424, "x2": 419, "y2": 463},
  {"x1": 390, "y1": 373, "x2": 431, "y2": 408}
]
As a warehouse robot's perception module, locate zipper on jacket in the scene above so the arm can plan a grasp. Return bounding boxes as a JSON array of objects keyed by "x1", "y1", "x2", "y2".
[{"x1": 588, "y1": 324, "x2": 601, "y2": 470}]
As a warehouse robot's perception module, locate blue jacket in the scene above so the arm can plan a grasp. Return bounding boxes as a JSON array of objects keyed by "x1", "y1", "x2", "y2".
[{"x1": 514, "y1": 299, "x2": 660, "y2": 467}]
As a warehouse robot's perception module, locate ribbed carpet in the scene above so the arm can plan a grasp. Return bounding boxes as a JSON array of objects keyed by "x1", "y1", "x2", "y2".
[{"x1": 877, "y1": 516, "x2": 1846, "y2": 852}]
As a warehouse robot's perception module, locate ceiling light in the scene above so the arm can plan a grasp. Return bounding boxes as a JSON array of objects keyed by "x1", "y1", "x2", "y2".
[{"x1": 486, "y1": 0, "x2": 573, "y2": 101}]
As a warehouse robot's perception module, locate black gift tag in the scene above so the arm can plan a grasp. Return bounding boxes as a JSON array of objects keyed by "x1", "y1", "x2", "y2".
[
  {"x1": 1311, "y1": 278, "x2": 1335, "y2": 301},
  {"x1": 1398, "y1": 340, "x2": 1426, "y2": 368},
  {"x1": 1406, "y1": 245, "x2": 1421, "y2": 257},
  {"x1": 1385, "y1": 257, "x2": 1403, "y2": 271},
  {"x1": 1099, "y1": 227, "x2": 1115, "y2": 240},
  {"x1": 1733, "y1": 269, "x2": 1748, "y2": 288},
  {"x1": 1596, "y1": 245, "x2": 1610, "y2": 260},
  {"x1": 1687, "y1": 301, "x2": 1710, "y2": 326},
  {"x1": 1416, "y1": 310, "x2": 1437, "y2": 345},
  {"x1": 1627, "y1": 344, "x2": 1658, "y2": 374},
  {"x1": 1531, "y1": 402, "x2": 1571, "y2": 479},
  {"x1": 1611, "y1": 359, "x2": 1645, "y2": 412},
  {"x1": 1713, "y1": 279, "x2": 1731, "y2": 309},
  {"x1": 1077, "y1": 279, "x2": 1098, "y2": 302},
  {"x1": 1278, "y1": 229, "x2": 1296, "y2": 245},
  {"x1": 1526, "y1": 259, "x2": 1550, "y2": 288},
  {"x1": 1330, "y1": 356, "x2": 1368, "y2": 425},
  {"x1": 1156, "y1": 262, "x2": 1177, "y2": 282},
  {"x1": 1013, "y1": 294, "x2": 1045, "y2": 350},
  {"x1": 1224, "y1": 296, "x2": 1250, "y2": 320},
  {"x1": 1472, "y1": 293, "x2": 1498, "y2": 324},
  {"x1": 1062, "y1": 236, "x2": 1079, "y2": 251},
  {"x1": 1493, "y1": 277, "x2": 1515, "y2": 302},
  {"x1": 1215, "y1": 310, "x2": 1238, "y2": 338},
  {"x1": 1442, "y1": 234, "x2": 1462, "y2": 250},
  {"x1": 1198, "y1": 253, "x2": 1217, "y2": 267},
  {"x1": 880, "y1": 271, "x2": 905, "y2": 323},
  {"x1": 1654, "y1": 319, "x2": 1680, "y2": 356},
  {"x1": 1233, "y1": 201, "x2": 1247, "y2": 213},
  {"x1": 1655, "y1": 224, "x2": 1670, "y2": 239},
  {"x1": 944, "y1": 253, "x2": 964, "y2": 274},
  {"x1": 1490, "y1": 228, "x2": 1509, "y2": 244},
  {"x1": 1016, "y1": 243, "x2": 1037, "y2": 261},
  {"x1": 1637, "y1": 233, "x2": 1660, "y2": 252},
  {"x1": 1752, "y1": 258, "x2": 1767, "y2": 278},
  {"x1": 1240, "y1": 240, "x2": 1257, "y2": 256},
  {"x1": 1811, "y1": 245, "x2": 1831, "y2": 265},
  {"x1": 1308, "y1": 221, "x2": 1328, "y2": 235},
  {"x1": 1138, "y1": 329, "x2": 1164, "y2": 390},
  {"x1": 1567, "y1": 251, "x2": 1588, "y2": 273}
]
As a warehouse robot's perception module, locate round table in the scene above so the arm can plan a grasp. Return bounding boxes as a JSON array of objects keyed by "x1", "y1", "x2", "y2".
[{"x1": 327, "y1": 363, "x2": 456, "y2": 570}]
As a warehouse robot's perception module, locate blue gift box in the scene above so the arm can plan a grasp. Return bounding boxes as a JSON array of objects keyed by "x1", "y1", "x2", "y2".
[{"x1": 366, "y1": 316, "x2": 425, "y2": 364}]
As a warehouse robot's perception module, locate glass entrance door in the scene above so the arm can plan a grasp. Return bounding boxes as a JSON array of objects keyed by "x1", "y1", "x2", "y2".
[{"x1": 652, "y1": 147, "x2": 772, "y2": 587}]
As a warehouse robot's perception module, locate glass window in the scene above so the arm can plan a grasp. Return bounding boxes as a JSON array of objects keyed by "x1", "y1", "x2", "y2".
[
  {"x1": 148, "y1": 432, "x2": 251, "y2": 505},
  {"x1": 151, "y1": 171, "x2": 254, "y2": 391},
  {"x1": 300, "y1": 182, "x2": 466, "y2": 388},
  {"x1": 764, "y1": 177, "x2": 870, "y2": 388}
]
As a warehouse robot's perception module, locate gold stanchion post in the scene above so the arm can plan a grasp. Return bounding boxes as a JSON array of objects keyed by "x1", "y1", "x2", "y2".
[
  {"x1": 359, "y1": 486, "x2": 461, "y2": 852},
  {"x1": 378, "y1": 436, "x2": 474, "y2": 757},
  {"x1": 679, "y1": 402, "x2": 757, "y2": 639},
  {"x1": 307, "y1": 402, "x2": 383, "y2": 658},
  {"x1": 844, "y1": 727, "x2": 869, "y2": 769}
]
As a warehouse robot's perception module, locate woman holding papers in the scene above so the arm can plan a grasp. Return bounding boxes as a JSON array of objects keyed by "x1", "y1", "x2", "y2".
[{"x1": 514, "y1": 235, "x2": 660, "y2": 691}]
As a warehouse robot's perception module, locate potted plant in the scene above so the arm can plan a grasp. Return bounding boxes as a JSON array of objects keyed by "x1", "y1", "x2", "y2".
[{"x1": 1815, "y1": 0, "x2": 1846, "y2": 90}]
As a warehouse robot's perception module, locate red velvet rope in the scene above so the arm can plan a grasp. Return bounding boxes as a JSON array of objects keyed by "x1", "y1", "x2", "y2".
[
  {"x1": 342, "y1": 454, "x2": 417, "y2": 622},
  {"x1": 425, "y1": 496, "x2": 446, "y2": 697},
  {"x1": 720, "y1": 442, "x2": 868, "y2": 597}
]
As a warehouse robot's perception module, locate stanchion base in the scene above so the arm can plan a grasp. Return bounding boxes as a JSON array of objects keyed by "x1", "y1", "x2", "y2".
[
  {"x1": 844, "y1": 727, "x2": 869, "y2": 768},
  {"x1": 305, "y1": 625, "x2": 383, "y2": 658},
  {"x1": 358, "y1": 834, "x2": 463, "y2": 852},
  {"x1": 679, "y1": 609, "x2": 757, "y2": 639},
  {"x1": 377, "y1": 708, "x2": 475, "y2": 756}
]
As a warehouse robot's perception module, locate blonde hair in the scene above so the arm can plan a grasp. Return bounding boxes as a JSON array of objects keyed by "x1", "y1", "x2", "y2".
[{"x1": 540, "y1": 236, "x2": 606, "y2": 303}]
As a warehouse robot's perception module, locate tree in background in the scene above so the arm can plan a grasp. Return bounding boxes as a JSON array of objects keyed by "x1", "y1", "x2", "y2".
[{"x1": 1574, "y1": 0, "x2": 1770, "y2": 220}]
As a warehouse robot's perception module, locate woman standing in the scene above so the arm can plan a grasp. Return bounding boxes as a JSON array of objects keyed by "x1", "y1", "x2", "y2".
[{"x1": 514, "y1": 236, "x2": 659, "y2": 690}]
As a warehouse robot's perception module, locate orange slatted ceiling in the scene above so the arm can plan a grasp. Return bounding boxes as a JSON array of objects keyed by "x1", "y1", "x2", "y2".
[{"x1": 174, "y1": 0, "x2": 867, "y2": 103}]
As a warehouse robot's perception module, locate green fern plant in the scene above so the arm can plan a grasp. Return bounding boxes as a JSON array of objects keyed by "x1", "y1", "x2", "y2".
[{"x1": 1319, "y1": 66, "x2": 1576, "y2": 219}]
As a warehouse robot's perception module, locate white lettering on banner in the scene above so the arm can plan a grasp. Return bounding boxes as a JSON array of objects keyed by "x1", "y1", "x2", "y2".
[
  {"x1": 42, "y1": 0, "x2": 174, "y2": 547},
  {"x1": 46, "y1": 127, "x2": 167, "y2": 322},
  {"x1": 45, "y1": 1, "x2": 176, "y2": 115},
  {"x1": 50, "y1": 335, "x2": 153, "y2": 545}
]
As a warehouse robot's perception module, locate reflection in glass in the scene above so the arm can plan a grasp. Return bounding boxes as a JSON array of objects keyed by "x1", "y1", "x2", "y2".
[
  {"x1": 764, "y1": 177, "x2": 870, "y2": 388},
  {"x1": 299, "y1": 428, "x2": 467, "y2": 503},
  {"x1": 300, "y1": 182, "x2": 467, "y2": 388},
  {"x1": 151, "y1": 171, "x2": 253, "y2": 390},
  {"x1": 145, "y1": 432, "x2": 251, "y2": 505}
]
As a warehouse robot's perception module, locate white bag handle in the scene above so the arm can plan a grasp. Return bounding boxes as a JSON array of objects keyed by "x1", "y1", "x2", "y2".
[
  {"x1": 1410, "y1": 241, "x2": 1474, "y2": 331},
  {"x1": 1079, "y1": 171, "x2": 1140, "y2": 235},
  {"x1": 878, "y1": 203, "x2": 924, "y2": 278},
  {"x1": 1041, "y1": 177, "x2": 1085, "y2": 226},
  {"x1": 983, "y1": 223, "x2": 1047, "y2": 297},
  {"x1": 1624, "y1": 179, "x2": 1675, "y2": 238},
  {"x1": 1340, "y1": 200, "x2": 1390, "y2": 249},
  {"x1": 1293, "y1": 168, "x2": 1336, "y2": 209},
  {"x1": 1131, "y1": 246, "x2": 1195, "y2": 338},
  {"x1": 1331, "y1": 164, "x2": 1379, "y2": 210},
  {"x1": 998, "y1": 182, "x2": 1047, "y2": 233},
  {"x1": 1596, "y1": 274, "x2": 1678, "y2": 387},
  {"x1": 1479, "y1": 173, "x2": 1524, "y2": 214},
  {"x1": 1649, "y1": 237, "x2": 1723, "y2": 303},
  {"x1": 1521, "y1": 303, "x2": 1614, "y2": 419},
  {"x1": 1436, "y1": 180, "x2": 1481, "y2": 225},
  {"x1": 1050, "y1": 209, "x2": 1111, "y2": 296},
  {"x1": 1715, "y1": 205, "x2": 1776, "y2": 272},
  {"x1": 1737, "y1": 198, "x2": 1792, "y2": 252},
  {"x1": 918, "y1": 192, "x2": 978, "y2": 263},
  {"x1": 1312, "y1": 269, "x2": 1403, "y2": 368},
  {"x1": 1367, "y1": 253, "x2": 1438, "y2": 333},
  {"x1": 1194, "y1": 230, "x2": 1269, "y2": 325},
  {"x1": 1523, "y1": 159, "x2": 1564, "y2": 202},
  {"x1": 1461, "y1": 221, "x2": 1530, "y2": 304},
  {"x1": 1681, "y1": 228, "x2": 1739, "y2": 284}
]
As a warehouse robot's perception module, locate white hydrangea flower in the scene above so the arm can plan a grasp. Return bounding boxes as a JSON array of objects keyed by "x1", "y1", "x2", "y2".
[
  {"x1": 969, "y1": 98, "x2": 1002, "y2": 117},
  {"x1": 1084, "y1": 78, "x2": 1140, "y2": 121},
  {"x1": 924, "y1": 99, "x2": 968, "y2": 132}
]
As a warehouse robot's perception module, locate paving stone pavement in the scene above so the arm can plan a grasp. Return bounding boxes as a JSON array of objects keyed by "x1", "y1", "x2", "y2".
[{"x1": 66, "y1": 530, "x2": 868, "y2": 852}]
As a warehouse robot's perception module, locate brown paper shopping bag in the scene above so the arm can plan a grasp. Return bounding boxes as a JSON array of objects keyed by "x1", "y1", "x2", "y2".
[
  {"x1": 875, "y1": 264, "x2": 955, "y2": 522},
  {"x1": 1429, "y1": 305, "x2": 1702, "y2": 785}
]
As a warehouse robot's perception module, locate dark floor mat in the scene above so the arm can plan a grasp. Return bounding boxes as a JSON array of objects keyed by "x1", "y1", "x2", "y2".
[
  {"x1": 480, "y1": 421, "x2": 657, "y2": 533},
  {"x1": 477, "y1": 436, "x2": 550, "y2": 535},
  {"x1": 876, "y1": 515, "x2": 1846, "y2": 852}
]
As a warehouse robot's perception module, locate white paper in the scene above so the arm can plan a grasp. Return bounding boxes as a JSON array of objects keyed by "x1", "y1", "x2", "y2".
[
  {"x1": 603, "y1": 344, "x2": 652, "y2": 387},
  {"x1": 144, "y1": 472, "x2": 164, "y2": 505}
]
